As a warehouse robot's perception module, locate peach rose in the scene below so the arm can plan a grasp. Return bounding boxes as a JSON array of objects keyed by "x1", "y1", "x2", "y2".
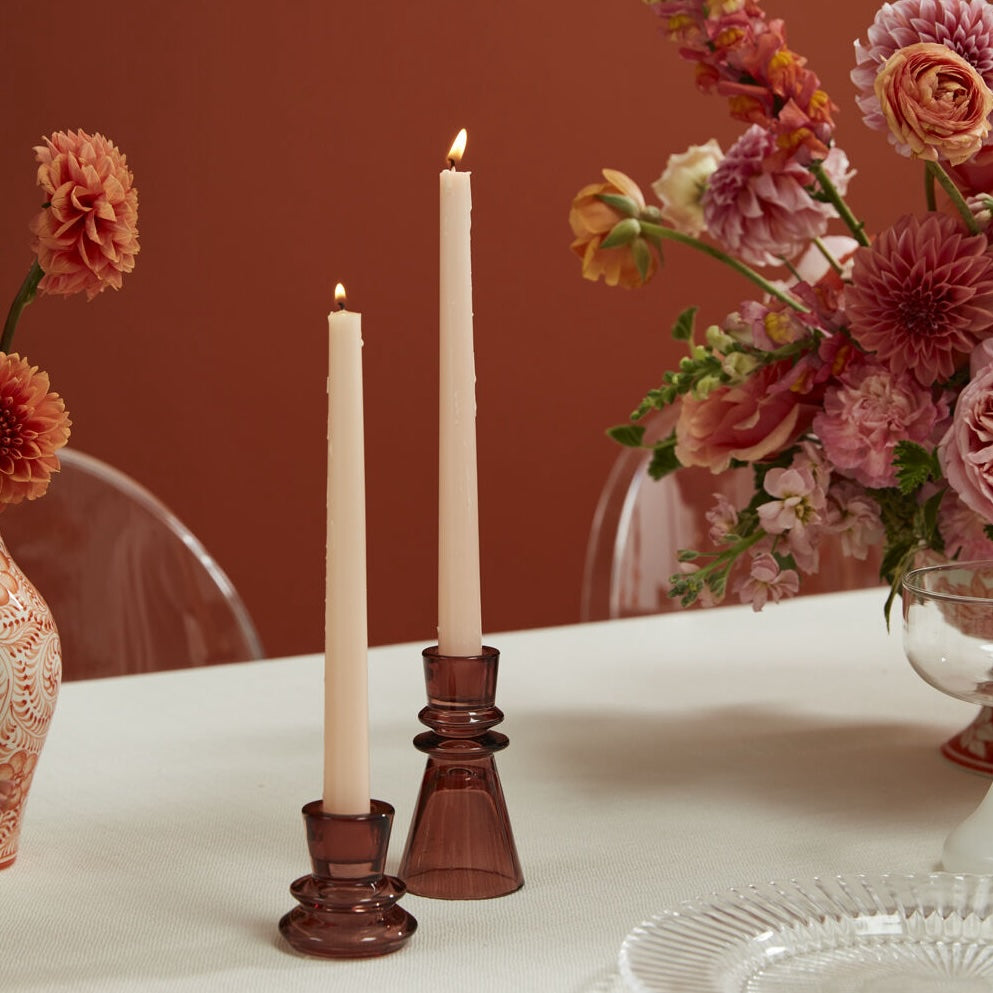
[
  {"x1": 674, "y1": 361, "x2": 817, "y2": 473},
  {"x1": 874, "y1": 42, "x2": 993, "y2": 167},
  {"x1": 569, "y1": 169, "x2": 657, "y2": 288}
]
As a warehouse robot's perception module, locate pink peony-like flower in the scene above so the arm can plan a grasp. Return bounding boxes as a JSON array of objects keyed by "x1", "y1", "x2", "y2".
[
  {"x1": 845, "y1": 212, "x2": 993, "y2": 387},
  {"x1": 813, "y1": 356, "x2": 949, "y2": 489},
  {"x1": 873, "y1": 42, "x2": 993, "y2": 166},
  {"x1": 853, "y1": 0, "x2": 993, "y2": 143},
  {"x1": 675, "y1": 359, "x2": 817, "y2": 473},
  {"x1": 701, "y1": 125, "x2": 851, "y2": 266},
  {"x1": 0, "y1": 354, "x2": 71, "y2": 506},
  {"x1": 939, "y1": 359, "x2": 993, "y2": 522},
  {"x1": 30, "y1": 129, "x2": 140, "y2": 301},
  {"x1": 734, "y1": 550, "x2": 799, "y2": 610}
]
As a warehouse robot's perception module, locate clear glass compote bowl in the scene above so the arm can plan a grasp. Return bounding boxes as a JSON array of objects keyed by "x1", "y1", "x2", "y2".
[{"x1": 903, "y1": 561, "x2": 993, "y2": 873}]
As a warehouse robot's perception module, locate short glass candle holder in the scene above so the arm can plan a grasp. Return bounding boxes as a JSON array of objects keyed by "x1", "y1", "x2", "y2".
[{"x1": 279, "y1": 798, "x2": 417, "y2": 958}]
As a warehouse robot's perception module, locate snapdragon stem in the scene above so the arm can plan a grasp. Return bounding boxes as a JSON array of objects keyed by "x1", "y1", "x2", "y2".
[
  {"x1": 2, "y1": 260, "x2": 43, "y2": 354},
  {"x1": 808, "y1": 160, "x2": 870, "y2": 247},
  {"x1": 925, "y1": 160, "x2": 979, "y2": 234},
  {"x1": 639, "y1": 222, "x2": 809, "y2": 313}
]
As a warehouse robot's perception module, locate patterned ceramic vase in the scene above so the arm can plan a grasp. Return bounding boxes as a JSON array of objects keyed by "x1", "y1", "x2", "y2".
[{"x1": 0, "y1": 533, "x2": 61, "y2": 868}]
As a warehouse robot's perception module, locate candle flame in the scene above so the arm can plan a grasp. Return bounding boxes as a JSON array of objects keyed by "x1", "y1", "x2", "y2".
[
  {"x1": 334, "y1": 282, "x2": 347, "y2": 309},
  {"x1": 447, "y1": 128, "x2": 468, "y2": 167}
]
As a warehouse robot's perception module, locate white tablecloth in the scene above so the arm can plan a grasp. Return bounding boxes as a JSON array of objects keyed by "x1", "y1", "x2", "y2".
[{"x1": 0, "y1": 589, "x2": 981, "y2": 992}]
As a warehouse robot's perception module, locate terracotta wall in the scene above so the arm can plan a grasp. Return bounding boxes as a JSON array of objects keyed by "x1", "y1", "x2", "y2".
[{"x1": 0, "y1": 1, "x2": 916, "y2": 657}]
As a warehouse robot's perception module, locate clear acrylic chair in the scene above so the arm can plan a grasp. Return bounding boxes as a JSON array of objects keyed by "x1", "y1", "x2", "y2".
[
  {"x1": 581, "y1": 439, "x2": 883, "y2": 622},
  {"x1": 0, "y1": 448, "x2": 264, "y2": 680}
]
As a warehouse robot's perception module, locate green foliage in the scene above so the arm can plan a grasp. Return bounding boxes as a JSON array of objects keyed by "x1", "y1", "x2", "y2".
[
  {"x1": 893, "y1": 441, "x2": 941, "y2": 495},
  {"x1": 606, "y1": 424, "x2": 646, "y2": 447}
]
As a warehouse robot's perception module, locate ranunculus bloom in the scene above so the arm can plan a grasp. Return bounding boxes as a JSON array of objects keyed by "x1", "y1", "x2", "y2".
[
  {"x1": 853, "y1": 0, "x2": 993, "y2": 143},
  {"x1": 845, "y1": 212, "x2": 993, "y2": 386},
  {"x1": 813, "y1": 357, "x2": 949, "y2": 489},
  {"x1": 30, "y1": 129, "x2": 140, "y2": 300},
  {"x1": 651, "y1": 139, "x2": 724, "y2": 237},
  {"x1": 939, "y1": 359, "x2": 993, "y2": 522},
  {"x1": 874, "y1": 41, "x2": 993, "y2": 165},
  {"x1": 0, "y1": 354, "x2": 71, "y2": 506},
  {"x1": 701, "y1": 125, "x2": 852, "y2": 266},
  {"x1": 569, "y1": 168, "x2": 656, "y2": 288},
  {"x1": 674, "y1": 360, "x2": 816, "y2": 473}
]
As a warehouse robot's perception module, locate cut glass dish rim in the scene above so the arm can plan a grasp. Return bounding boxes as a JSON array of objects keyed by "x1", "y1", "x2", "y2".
[{"x1": 618, "y1": 872, "x2": 993, "y2": 993}]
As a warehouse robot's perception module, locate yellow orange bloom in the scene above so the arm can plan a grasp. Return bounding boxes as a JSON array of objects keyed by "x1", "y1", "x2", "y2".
[{"x1": 569, "y1": 169, "x2": 657, "y2": 288}]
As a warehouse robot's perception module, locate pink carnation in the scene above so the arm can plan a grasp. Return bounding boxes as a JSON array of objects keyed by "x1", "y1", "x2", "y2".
[
  {"x1": 702, "y1": 125, "x2": 851, "y2": 266},
  {"x1": 939, "y1": 488, "x2": 993, "y2": 559},
  {"x1": 813, "y1": 357, "x2": 949, "y2": 488},
  {"x1": 845, "y1": 212, "x2": 993, "y2": 386},
  {"x1": 30, "y1": 129, "x2": 140, "y2": 300}
]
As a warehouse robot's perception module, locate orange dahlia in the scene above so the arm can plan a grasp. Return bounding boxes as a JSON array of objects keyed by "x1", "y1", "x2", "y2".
[
  {"x1": 0, "y1": 354, "x2": 70, "y2": 506},
  {"x1": 29, "y1": 129, "x2": 139, "y2": 301}
]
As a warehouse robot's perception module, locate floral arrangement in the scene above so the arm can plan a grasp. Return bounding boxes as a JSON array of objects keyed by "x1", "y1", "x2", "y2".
[
  {"x1": 1, "y1": 129, "x2": 139, "y2": 506},
  {"x1": 569, "y1": 0, "x2": 993, "y2": 616}
]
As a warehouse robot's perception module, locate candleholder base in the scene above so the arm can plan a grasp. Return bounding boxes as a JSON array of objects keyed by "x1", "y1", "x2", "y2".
[
  {"x1": 279, "y1": 798, "x2": 417, "y2": 959},
  {"x1": 398, "y1": 645, "x2": 523, "y2": 900}
]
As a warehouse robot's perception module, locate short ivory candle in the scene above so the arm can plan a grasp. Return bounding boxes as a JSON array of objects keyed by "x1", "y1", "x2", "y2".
[
  {"x1": 323, "y1": 282, "x2": 371, "y2": 814},
  {"x1": 438, "y1": 128, "x2": 483, "y2": 658}
]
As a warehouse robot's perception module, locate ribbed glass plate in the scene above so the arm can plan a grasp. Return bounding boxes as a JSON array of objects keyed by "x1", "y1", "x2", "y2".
[{"x1": 619, "y1": 874, "x2": 993, "y2": 992}]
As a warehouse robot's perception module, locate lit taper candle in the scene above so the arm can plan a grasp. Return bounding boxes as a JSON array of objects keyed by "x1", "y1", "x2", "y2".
[
  {"x1": 323, "y1": 282, "x2": 371, "y2": 814},
  {"x1": 438, "y1": 128, "x2": 483, "y2": 657}
]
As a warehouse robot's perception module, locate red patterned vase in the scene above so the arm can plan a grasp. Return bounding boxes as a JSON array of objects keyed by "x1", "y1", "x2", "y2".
[{"x1": 0, "y1": 534, "x2": 61, "y2": 868}]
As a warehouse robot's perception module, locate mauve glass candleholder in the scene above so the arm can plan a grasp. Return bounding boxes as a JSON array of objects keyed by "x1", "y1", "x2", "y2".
[
  {"x1": 279, "y1": 798, "x2": 417, "y2": 958},
  {"x1": 398, "y1": 645, "x2": 523, "y2": 900}
]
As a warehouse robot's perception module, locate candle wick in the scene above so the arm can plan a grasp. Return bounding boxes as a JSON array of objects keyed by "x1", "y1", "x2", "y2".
[
  {"x1": 337, "y1": 301, "x2": 347, "y2": 311},
  {"x1": 448, "y1": 159, "x2": 457, "y2": 171}
]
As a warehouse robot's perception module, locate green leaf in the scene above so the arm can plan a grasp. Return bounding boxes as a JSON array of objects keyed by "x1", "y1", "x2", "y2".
[
  {"x1": 671, "y1": 306, "x2": 698, "y2": 342},
  {"x1": 893, "y1": 441, "x2": 940, "y2": 494},
  {"x1": 647, "y1": 435, "x2": 681, "y2": 479},
  {"x1": 606, "y1": 424, "x2": 646, "y2": 447}
]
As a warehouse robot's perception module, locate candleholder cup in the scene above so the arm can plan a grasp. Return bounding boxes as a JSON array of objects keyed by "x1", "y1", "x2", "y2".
[
  {"x1": 279, "y1": 799, "x2": 417, "y2": 958},
  {"x1": 398, "y1": 645, "x2": 523, "y2": 900}
]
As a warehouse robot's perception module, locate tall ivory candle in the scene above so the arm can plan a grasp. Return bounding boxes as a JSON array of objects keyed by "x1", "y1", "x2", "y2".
[
  {"x1": 323, "y1": 283, "x2": 371, "y2": 814},
  {"x1": 438, "y1": 128, "x2": 483, "y2": 658}
]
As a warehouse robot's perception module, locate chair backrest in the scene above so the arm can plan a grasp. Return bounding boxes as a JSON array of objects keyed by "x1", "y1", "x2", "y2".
[
  {"x1": 581, "y1": 441, "x2": 882, "y2": 622},
  {"x1": 0, "y1": 448, "x2": 264, "y2": 680}
]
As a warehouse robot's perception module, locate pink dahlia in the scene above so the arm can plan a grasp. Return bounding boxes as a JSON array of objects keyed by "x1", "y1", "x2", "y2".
[
  {"x1": 852, "y1": 0, "x2": 993, "y2": 144},
  {"x1": 701, "y1": 125, "x2": 851, "y2": 266},
  {"x1": 0, "y1": 354, "x2": 71, "y2": 506},
  {"x1": 30, "y1": 130, "x2": 140, "y2": 301},
  {"x1": 845, "y1": 212, "x2": 993, "y2": 386},
  {"x1": 812, "y1": 356, "x2": 948, "y2": 489}
]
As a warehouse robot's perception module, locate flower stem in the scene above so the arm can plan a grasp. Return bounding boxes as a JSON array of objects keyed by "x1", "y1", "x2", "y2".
[
  {"x1": 808, "y1": 160, "x2": 870, "y2": 247},
  {"x1": 925, "y1": 160, "x2": 979, "y2": 234},
  {"x1": 812, "y1": 236, "x2": 843, "y2": 275},
  {"x1": 639, "y1": 222, "x2": 809, "y2": 313},
  {"x1": 2, "y1": 260, "x2": 43, "y2": 354},
  {"x1": 924, "y1": 165, "x2": 936, "y2": 212}
]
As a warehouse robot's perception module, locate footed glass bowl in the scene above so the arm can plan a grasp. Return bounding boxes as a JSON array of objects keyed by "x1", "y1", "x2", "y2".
[{"x1": 903, "y1": 561, "x2": 993, "y2": 873}]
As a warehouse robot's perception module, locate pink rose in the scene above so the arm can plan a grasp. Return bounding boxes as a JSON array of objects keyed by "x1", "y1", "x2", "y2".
[
  {"x1": 675, "y1": 361, "x2": 816, "y2": 473},
  {"x1": 874, "y1": 42, "x2": 993, "y2": 166},
  {"x1": 939, "y1": 360, "x2": 993, "y2": 522}
]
